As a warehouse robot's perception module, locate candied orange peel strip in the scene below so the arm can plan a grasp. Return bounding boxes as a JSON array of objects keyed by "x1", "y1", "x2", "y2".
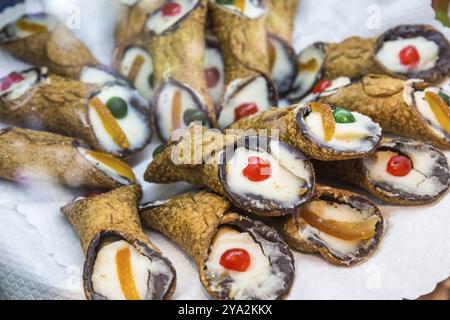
[
  {"x1": 310, "y1": 102, "x2": 336, "y2": 141},
  {"x1": 128, "y1": 55, "x2": 145, "y2": 84},
  {"x1": 268, "y1": 40, "x2": 276, "y2": 70},
  {"x1": 86, "y1": 150, "x2": 136, "y2": 182},
  {"x1": 16, "y1": 19, "x2": 48, "y2": 34},
  {"x1": 424, "y1": 91, "x2": 450, "y2": 134},
  {"x1": 89, "y1": 96, "x2": 130, "y2": 149},
  {"x1": 300, "y1": 207, "x2": 379, "y2": 241},
  {"x1": 116, "y1": 247, "x2": 141, "y2": 300},
  {"x1": 171, "y1": 90, "x2": 182, "y2": 130},
  {"x1": 235, "y1": 0, "x2": 246, "y2": 13},
  {"x1": 298, "y1": 59, "x2": 319, "y2": 73}
]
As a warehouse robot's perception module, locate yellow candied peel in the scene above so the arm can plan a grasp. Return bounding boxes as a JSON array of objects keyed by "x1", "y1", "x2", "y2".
[
  {"x1": 268, "y1": 40, "x2": 276, "y2": 70},
  {"x1": 310, "y1": 102, "x2": 336, "y2": 141},
  {"x1": 424, "y1": 91, "x2": 450, "y2": 134},
  {"x1": 171, "y1": 90, "x2": 182, "y2": 130},
  {"x1": 116, "y1": 247, "x2": 141, "y2": 300},
  {"x1": 298, "y1": 59, "x2": 319, "y2": 73},
  {"x1": 128, "y1": 55, "x2": 145, "y2": 84},
  {"x1": 235, "y1": 0, "x2": 246, "y2": 13},
  {"x1": 89, "y1": 96, "x2": 130, "y2": 149},
  {"x1": 87, "y1": 150, "x2": 136, "y2": 182},
  {"x1": 15, "y1": 18, "x2": 48, "y2": 34}
]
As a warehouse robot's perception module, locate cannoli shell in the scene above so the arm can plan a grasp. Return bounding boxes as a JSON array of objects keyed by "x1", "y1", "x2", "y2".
[
  {"x1": 62, "y1": 185, "x2": 176, "y2": 300},
  {"x1": 0, "y1": 127, "x2": 127, "y2": 189},
  {"x1": 149, "y1": 0, "x2": 216, "y2": 126},
  {"x1": 140, "y1": 191, "x2": 294, "y2": 299},
  {"x1": 229, "y1": 105, "x2": 379, "y2": 160},
  {"x1": 115, "y1": 3, "x2": 150, "y2": 49},
  {"x1": 279, "y1": 184, "x2": 384, "y2": 266},
  {"x1": 1, "y1": 24, "x2": 98, "y2": 79},
  {"x1": 318, "y1": 74, "x2": 450, "y2": 149},
  {"x1": 266, "y1": 0, "x2": 298, "y2": 45}
]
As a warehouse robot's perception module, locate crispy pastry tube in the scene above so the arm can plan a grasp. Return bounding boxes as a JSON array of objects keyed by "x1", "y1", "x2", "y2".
[
  {"x1": 208, "y1": 0, "x2": 278, "y2": 129},
  {"x1": 229, "y1": 102, "x2": 382, "y2": 161},
  {"x1": 140, "y1": 191, "x2": 295, "y2": 300},
  {"x1": 62, "y1": 185, "x2": 176, "y2": 300},
  {"x1": 266, "y1": 0, "x2": 298, "y2": 96},
  {"x1": 0, "y1": 68, "x2": 152, "y2": 157},
  {"x1": 0, "y1": 127, "x2": 136, "y2": 188},
  {"x1": 0, "y1": 13, "x2": 98, "y2": 79},
  {"x1": 313, "y1": 138, "x2": 450, "y2": 205},
  {"x1": 318, "y1": 74, "x2": 450, "y2": 149},
  {"x1": 289, "y1": 24, "x2": 450, "y2": 101},
  {"x1": 280, "y1": 185, "x2": 384, "y2": 267},
  {"x1": 144, "y1": 125, "x2": 315, "y2": 217}
]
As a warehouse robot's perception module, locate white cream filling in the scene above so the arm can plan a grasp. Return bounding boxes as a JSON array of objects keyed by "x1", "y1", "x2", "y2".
[
  {"x1": 376, "y1": 37, "x2": 439, "y2": 73},
  {"x1": 218, "y1": 76, "x2": 271, "y2": 129},
  {"x1": 269, "y1": 37, "x2": 294, "y2": 92},
  {"x1": 13, "y1": 14, "x2": 58, "y2": 39},
  {"x1": 146, "y1": 0, "x2": 198, "y2": 35},
  {"x1": 205, "y1": 227, "x2": 285, "y2": 300},
  {"x1": 303, "y1": 106, "x2": 381, "y2": 151},
  {"x1": 88, "y1": 84, "x2": 151, "y2": 153},
  {"x1": 1, "y1": 69, "x2": 38, "y2": 100},
  {"x1": 79, "y1": 67, "x2": 117, "y2": 85},
  {"x1": 204, "y1": 45, "x2": 225, "y2": 106},
  {"x1": 216, "y1": 0, "x2": 266, "y2": 19},
  {"x1": 365, "y1": 150, "x2": 446, "y2": 196},
  {"x1": 226, "y1": 143, "x2": 309, "y2": 207},
  {"x1": 413, "y1": 87, "x2": 450, "y2": 138},
  {"x1": 92, "y1": 240, "x2": 153, "y2": 300},
  {"x1": 289, "y1": 44, "x2": 325, "y2": 100},
  {"x1": 155, "y1": 83, "x2": 205, "y2": 141},
  {"x1": 301, "y1": 77, "x2": 351, "y2": 103},
  {"x1": 78, "y1": 147, "x2": 131, "y2": 185},
  {"x1": 119, "y1": 47, "x2": 154, "y2": 101}
]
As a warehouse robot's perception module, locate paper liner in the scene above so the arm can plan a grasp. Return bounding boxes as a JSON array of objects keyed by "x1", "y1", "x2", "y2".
[
  {"x1": 318, "y1": 74, "x2": 450, "y2": 149},
  {"x1": 140, "y1": 190, "x2": 295, "y2": 300},
  {"x1": 61, "y1": 185, "x2": 176, "y2": 300},
  {"x1": 229, "y1": 104, "x2": 381, "y2": 160},
  {"x1": 279, "y1": 184, "x2": 384, "y2": 267},
  {"x1": 266, "y1": 0, "x2": 298, "y2": 45},
  {"x1": 144, "y1": 125, "x2": 314, "y2": 216},
  {"x1": 0, "y1": 71, "x2": 151, "y2": 157},
  {"x1": 149, "y1": 0, "x2": 216, "y2": 129},
  {"x1": 0, "y1": 127, "x2": 129, "y2": 189},
  {"x1": 312, "y1": 138, "x2": 450, "y2": 205},
  {"x1": 1, "y1": 22, "x2": 98, "y2": 79},
  {"x1": 208, "y1": 1, "x2": 278, "y2": 106}
]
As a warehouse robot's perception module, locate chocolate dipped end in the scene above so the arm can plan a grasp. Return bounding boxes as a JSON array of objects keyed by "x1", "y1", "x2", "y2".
[
  {"x1": 281, "y1": 185, "x2": 384, "y2": 266},
  {"x1": 268, "y1": 34, "x2": 297, "y2": 97},
  {"x1": 375, "y1": 24, "x2": 450, "y2": 82},
  {"x1": 62, "y1": 186, "x2": 176, "y2": 300}
]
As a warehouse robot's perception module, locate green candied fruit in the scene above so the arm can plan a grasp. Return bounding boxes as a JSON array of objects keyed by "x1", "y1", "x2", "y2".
[
  {"x1": 217, "y1": 0, "x2": 235, "y2": 4},
  {"x1": 438, "y1": 91, "x2": 450, "y2": 106},
  {"x1": 183, "y1": 109, "x2": 209, "y2": 127},
  {"x1": 152, "y1": 144, "x2": 166, "y2": 158},
  {"x1": 148, "y1": 73, "x2": 154, "y2": 88},
  {"x1": 333, "y1": 107, "x2": 356, "y2": 124},
  {"x1": 106, "y1": 97, "x2": 128, "y2": 119}
]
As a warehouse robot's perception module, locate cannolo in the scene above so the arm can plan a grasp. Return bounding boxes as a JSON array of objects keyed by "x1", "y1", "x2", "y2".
[
  {"x1": 204, "y1": 35, "x2": 225, "y2": 107},
  {"x1": 140, "y1": 191, "x2": 294, "y2": 300},
  {"x1": 318, "y1": 74, "x2": 450, "y2": 149},
  {"x1": 208, "y1": 0, "x2": 278, "y2": 129},
  {"x1": 0, "y1": 127, "x2": 136, "y2": 189},
  {"x1": 0, "y1": 67, "x2": 152, "y2": 157},
  {"x1": 62, "y1": 185, "x2": 176, "y2": 300},
  {"x1": 229, "y1": 102, "x2": 382, "y2": 161},
  {"x1": 144, "y1": 125, "x2": 315, "y2": 217},
  {"x1": 144, "y1": 0, "x2": 216, "y2": 141},
  {"x1": 313, "y1": 138, "x2": 450, "y2": 205},
  {"x1": 288, "y1": 25, "x2": 450, "y2": 101},
  {"x1": 0, "y1": 12, "x2": 99, "y2": 79},
  {"x1": 266, "y1": 0, "x2": 298, "y2": 96},
  {"x1": 280, "y1": 185, "x2": 384, "y2": 267}
]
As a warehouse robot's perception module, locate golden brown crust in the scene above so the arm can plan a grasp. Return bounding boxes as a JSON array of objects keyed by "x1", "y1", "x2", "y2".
[
  {"x1": 1, "y1": 24, "x2": 98, "y2": 79},
  {"x1": 0, "y1": 127, "x2": 125, "y2": 189},
  {"x1": 266, "y1": 0, "x2": 298, "y2": 44},
  {"x1": 319, "y1": 74, "x2": 450, "y2": 149}
]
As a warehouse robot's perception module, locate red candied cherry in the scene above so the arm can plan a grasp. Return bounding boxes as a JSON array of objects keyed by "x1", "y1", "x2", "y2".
[
  {"x1": 204, "y1": 67, "x2": 220, "y2": 88},
  {"x1": 386, "y1": 155, "x2": 412, "y2": 177},
  {"x1": 220, "y1": 248, "x2": 251, "y2": 272},
  {"x1": 312, "y1": 79, "x2": 332, "y2": 94},
  {"x1": 242, "y1": 156, "x2": 272, "y2": 182},
  {"x1": 234, "y1": 103, "x2": 259, "y2": 121},
  {"x1": 161, "y1": 2, "x2": 181, "y2": 17},
  {"x1": 84, "y1": 190, "x2": 104, "y2": 198},
  {"x1": 1, "y1": 72, "x2": 24, "y2": 91},
  {"x1": 399, "y1": 45, "x2": 420, "y2": 67}
]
